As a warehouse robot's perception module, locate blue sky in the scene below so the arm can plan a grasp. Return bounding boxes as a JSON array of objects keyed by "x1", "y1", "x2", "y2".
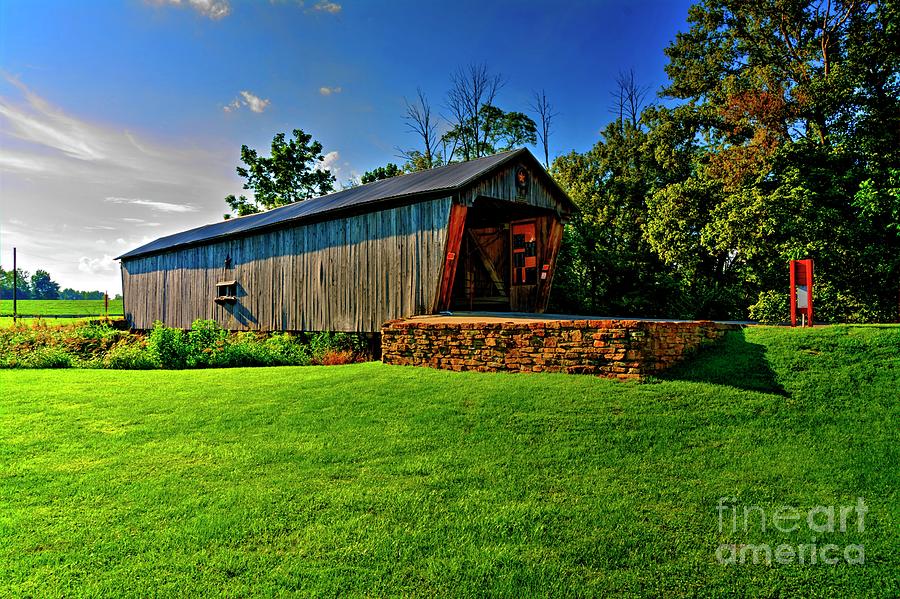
[{"x1": 0, "y1": 0, "x2": 693, "y2": 292}]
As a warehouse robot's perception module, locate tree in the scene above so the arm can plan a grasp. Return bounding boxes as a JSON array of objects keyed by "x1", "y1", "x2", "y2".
[
  {"x1": 361, "y1": 163, "x2": 403, "y2": 184},
  {"x1": 0, "y1": 267, "x2": 32, "y2": 300},
  {"x1": 529, "y1": 89, "x2": 558, "y2": 168},
  {"x1": 444, "y1": 63, "x2": 505, "y2": 161},
  {"x1": 30, "y1": 269, "x2": 60, "y2": 300},
  {"x1": 659, "y1": 0, "x2": 900, "y2": 320},
  {"x1": 609, "y1": 69, "x2": 648, "y2": 129},
  {"x1": 442, "y1": 104, "x2": 537, "y2": 159},
  {"x1": 224, "y1": 129, "x2": 336, "y2": 218},
  {"x1": 551, "y1": 119, "x2": 679, "y2": 317},
  {"x1": 398, "y1": 88, "x2": 443, "y2": 172}
]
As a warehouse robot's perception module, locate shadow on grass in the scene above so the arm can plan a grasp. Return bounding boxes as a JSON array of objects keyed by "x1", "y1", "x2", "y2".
[{"x1": 658, "y1": 329, "x2": 788, "y2": 395}]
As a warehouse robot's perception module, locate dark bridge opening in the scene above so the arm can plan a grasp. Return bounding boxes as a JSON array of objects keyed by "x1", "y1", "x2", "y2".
[{"x1": 449, "y1": 197, "x2": 562, "y2": 313}]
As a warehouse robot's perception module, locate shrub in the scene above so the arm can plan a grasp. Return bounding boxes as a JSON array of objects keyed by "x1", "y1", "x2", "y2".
[
  {"x1": 0, "y1": 319, "x2": 369, "y2": 370},
  {"x1": 749, "y1": 282, "x2": 888, "y2": 325},
  {"x1": 813, "y1": 282, "x2": 883, "y2": 324},
  {"x1": 147, "y1": 321, "x2": 190, "y2": 369},
  {"x1": 220, "y1": 332, "x2": 273, "y2": 367},
  {"x1": 187, "y1": 319, "x2": 230, "y2": 367},
  {"x1": 748, "y1": 290, "x2": 789, "y2": 324},
  {"x1": 264, "y1": 333, "x2": 312, "y2": 366},
  {"x1": 22, "y1": 347, "x2": 72, "y2": 369},
  {"x1": 103, "y1": 341, "x2": 158, "y2": 370},
  {"x1": 318, "y1": 350, "x2": 355, "y2": 366},
  {"x1": 306, "y1": 331, "x2": 367, "y2": 364},
  {"x1": 62, "y1": 323, "x2": 124, "y2": 360}
]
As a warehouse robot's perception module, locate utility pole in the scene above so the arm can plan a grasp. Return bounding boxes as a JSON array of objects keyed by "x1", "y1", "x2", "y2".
[{"x1": 12, "y1": 247, "x2": 17, "y2": 324}]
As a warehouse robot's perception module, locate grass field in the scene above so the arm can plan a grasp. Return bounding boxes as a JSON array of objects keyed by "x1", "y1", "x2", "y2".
[
  {"x1": 1, "y1": 325, "x2": 897, "y2": 597},
  {"x1": 0, "y1": 316, "x2": 125, "y2": 327},
  {"x1": 0, "y1": 298, "x2": 124, "y2": 317}
]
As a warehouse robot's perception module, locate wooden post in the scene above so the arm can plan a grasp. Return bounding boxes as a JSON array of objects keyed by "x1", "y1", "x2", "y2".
[{"x1": 12, "y1": 247, "x2": 17, "y2": 325}]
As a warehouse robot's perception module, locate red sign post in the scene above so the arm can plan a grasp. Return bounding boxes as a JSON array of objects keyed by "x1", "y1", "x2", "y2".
[{"x1": 790, "y1": 259, "x2": 814, "y2": 327}]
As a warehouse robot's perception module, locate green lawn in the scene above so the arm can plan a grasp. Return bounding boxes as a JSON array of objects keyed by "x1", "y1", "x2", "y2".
[
  {"x1": 1, "y1": 325, "x2": 897, "y2": 597},
  {"x1": 0, "y1": 298, "x2": 124, "y2": 317}
]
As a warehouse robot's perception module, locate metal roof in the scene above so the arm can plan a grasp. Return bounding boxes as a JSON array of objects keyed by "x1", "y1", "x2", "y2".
[{"x1": 118, "y1": 148, "x2": 573, "y2": 260}]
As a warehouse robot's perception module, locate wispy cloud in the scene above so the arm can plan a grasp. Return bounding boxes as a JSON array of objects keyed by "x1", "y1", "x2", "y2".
[
  {"x1": 0, "y1": 78, "x2": 237, "y2": 293},
  {"x1": 312, "y1": 1, "x2": 342, "y2": 14},
  {"x1": 105, "y1": 196, "x2": 198, "y2": 213},
  {"x1": 0, "y1": 80, "x2": 106, "y2": 161},
  {"x1": 122, "y1": 218, "x2": 162, "y2": 227},
  {"x1": 319, "y1": 86, "x2": 342, "y2": 96},
  {"x1": 223, "y1": 90, "x2": 270, "y2": 113},
  {"x1": 150, "y1": 0, "x2": 232, "y2": 20},
  {"x1": 0, "y1": 76, "x2": 228, "y2": 186},
  {"x1": 77, "y1": 254, "x2": 117, "y2": 275}
]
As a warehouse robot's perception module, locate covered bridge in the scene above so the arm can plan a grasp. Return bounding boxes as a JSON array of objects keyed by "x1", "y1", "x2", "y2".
[{"x1": 117, "y1": 148, "x2": 577, "y2": 332}]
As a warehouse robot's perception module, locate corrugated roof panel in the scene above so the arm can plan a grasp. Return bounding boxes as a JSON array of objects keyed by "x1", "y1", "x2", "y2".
[{"x1": 118, "y1": 148, "x2": 566, "y2": 260}]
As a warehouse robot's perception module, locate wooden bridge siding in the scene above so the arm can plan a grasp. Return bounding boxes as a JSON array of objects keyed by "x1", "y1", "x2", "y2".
[
  {"x1": 457, "y1": 162, "x2": 569, "y2": 215},
  {"x1": 122, "y1": 197, "x2": 453, "y2": 332}
]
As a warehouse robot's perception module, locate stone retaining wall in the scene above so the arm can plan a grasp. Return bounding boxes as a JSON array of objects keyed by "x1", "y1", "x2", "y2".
[{"x1": 381, "y1": 319, "x2": 740, "y2": 379}]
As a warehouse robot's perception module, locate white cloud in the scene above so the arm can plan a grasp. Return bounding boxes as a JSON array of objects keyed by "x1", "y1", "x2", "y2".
[
  {"x1": 78, "y1": 255, "x2": 117, "y2": 275},
  {"x1": 319, "y1": 86, "x2": 343, "y2": 96},
  {"x1": 105, "y1": 196, "x2": 198, "y2": 213},
  {"x1": 239, "y1": 90, "x2": 270, "y2": 113},
  {"x1": 122, "y1": 218, "x2": 162, "y2": 226},
  {"x1": 222, "y1": 90, "x2": 270, "y2": 114},
  {"x1": 312, "y1": 1, "x2": 341, "y2": 14},
  {"x1": 317, "y1": 150, "x2": 340, "y2": 172},
  {"x1": 0, "y1": 152, "x2": 48, "y2": 173},
  {"x1": 151, "y1": 0, "x2": 232, "y2": 20}
]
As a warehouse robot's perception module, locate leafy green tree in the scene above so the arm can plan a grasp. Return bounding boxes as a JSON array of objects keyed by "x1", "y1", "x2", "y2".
[
  {"x1": 0, "y1": 267, "x2": 32, "y2": 300},
  {"x1": 225, "y1": 129, "x2": 336, "y2": 218},
  {"x1": 551, "y1": 119, "x2": 679, "y2": 316},
  {"x1": 30, "y1": 269, "x2": 60, "y2": 300},
  {"x1": 444, "y1": 63, "x2": 505, "y2": 161},
  {"x1": 361, "y1": 163, "x2": 403, "y2": 184},
  {"x1": 399, "y1": 150, "x2": 444, "y2": 173},
  {"x1": 652, "y1": 0, "x2": 900, "y2": 320},
  {"x1": 443, "y1": 104, "x2": 538, "y2": 160}
]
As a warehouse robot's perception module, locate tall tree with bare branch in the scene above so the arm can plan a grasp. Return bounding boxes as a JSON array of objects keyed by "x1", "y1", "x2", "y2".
[
  {"x1": 444, "y1": 63, "x2": 505, "y2": 161},
  {"x1": 529, "y1": 89, "x2": 558, "y2": 168},
  {"x1": 398, "y1": 88, "x2": 442, "y2": 171},
  {"x1": 609, "y1": 69, "x2": 649, "y2": 129}
]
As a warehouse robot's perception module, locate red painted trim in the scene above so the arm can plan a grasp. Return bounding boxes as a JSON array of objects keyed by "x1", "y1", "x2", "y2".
[
  {"x1": 435, "y1": 203, "x2": 468, "y2": 312},
  {"x1": 790, "y1": 261, "x2": 797, "y2": 327},
  {"x1": 537, "y1": 218, "x2": 564, "y2": 313}
]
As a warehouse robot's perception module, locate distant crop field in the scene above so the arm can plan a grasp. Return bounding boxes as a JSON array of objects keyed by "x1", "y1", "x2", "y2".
[
  {"x1": 0, "y1": 316, "x2": 125, "y2": 328},
  {"x1": 0, "y1": 299, "x2": 124, "y2": 317}
]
